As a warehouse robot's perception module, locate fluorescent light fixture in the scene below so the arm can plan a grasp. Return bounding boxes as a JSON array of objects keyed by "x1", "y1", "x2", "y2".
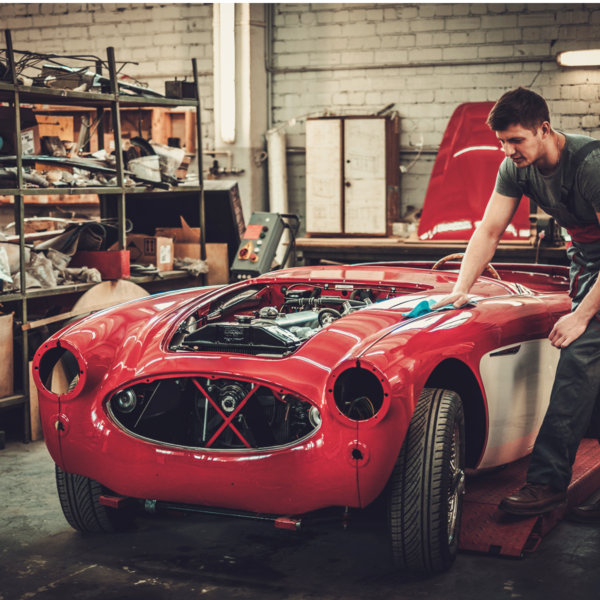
[
  {"x1": 557, "y1": 49, "x2": 600, "y2": 67},
  {"x1": 219, "y1": 3, "x2": 236, "y2": 144}
]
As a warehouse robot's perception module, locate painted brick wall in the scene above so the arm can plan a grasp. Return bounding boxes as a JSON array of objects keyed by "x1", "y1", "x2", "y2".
[
  {"x1": 271, "y1": 3, "x2": 600, "y2": 225},
  {"x1": 0, "y1": 3, "x2": 215, "y2": 145}
]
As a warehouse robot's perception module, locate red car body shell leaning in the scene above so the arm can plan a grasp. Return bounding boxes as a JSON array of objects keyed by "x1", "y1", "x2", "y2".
[
  {"x1": 417, "y1": 102, "x2": 530, "y2": 242},
  {"x1": 34, "y1": 264, "x2": 572, "y2": 517}
]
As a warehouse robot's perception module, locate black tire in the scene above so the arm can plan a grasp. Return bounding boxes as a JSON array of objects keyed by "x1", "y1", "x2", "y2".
[
  {"x1": 388, "y1": 388, "x2": 466, "y2": 572},
  {"x1": 55, "y1": 465, "x2": 138, "y2": 533}
]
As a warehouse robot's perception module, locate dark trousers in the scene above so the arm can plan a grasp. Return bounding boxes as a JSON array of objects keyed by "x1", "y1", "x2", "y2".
[{"x1": 527, "y1": 316, "x2": 600, "y2": 491}]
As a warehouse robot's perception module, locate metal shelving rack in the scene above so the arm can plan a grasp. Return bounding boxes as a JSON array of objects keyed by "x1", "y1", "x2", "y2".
[{"x1": 0, "y1": 29, "x2": 206, "y2": 439}]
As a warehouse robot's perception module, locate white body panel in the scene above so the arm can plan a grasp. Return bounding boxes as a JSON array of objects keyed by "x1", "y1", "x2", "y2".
[{"x1": 477, "y1": 339, "x2": 561, "y2": 469}]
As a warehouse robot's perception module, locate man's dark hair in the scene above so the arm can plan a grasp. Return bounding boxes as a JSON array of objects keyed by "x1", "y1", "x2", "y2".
[{"x1": 486, "y1": 87, "x2": 550, "y2": 133}]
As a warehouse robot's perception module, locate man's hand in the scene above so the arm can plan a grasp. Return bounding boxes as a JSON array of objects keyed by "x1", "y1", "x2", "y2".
[
  {"x1": 549, "y1": 312, "x2": 590, "y2": 348},
  {"x1": 431, "y1": 292, "x2": 471, "y2": 310}
]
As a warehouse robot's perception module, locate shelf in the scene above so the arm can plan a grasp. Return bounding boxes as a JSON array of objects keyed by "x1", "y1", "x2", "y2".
[
  {"x1": 1, "y1": 30, "x2": 207, "y2": 442},
  {"x1": 0, "y1": 273, "x2": 197, "y2": 302},
  {"x1": 0, "y1": 82, "x2": 199, "y2": 109},
  {"x1": 0, "y1": 197, "x2": 100, "y2": 205},
  {"x1": 0, "y1": 281, "x2": 98, "y2": 303},
  {"x1": 0, "y1": 393, "x2": 27, "y2": 409},
  {"x1": 34, "y1": 105, "x2": 197, "y2": 113},
  {"x1": 129, "y1": 269, "x2": 197, "y2": 284},
  {"x1": 0, "y1": 185, "x2": 203, "y2": 196}
]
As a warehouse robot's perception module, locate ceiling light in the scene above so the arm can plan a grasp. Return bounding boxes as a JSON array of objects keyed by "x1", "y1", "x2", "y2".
[{"x1": 556, "y1": 50, "x2": 600, "y2": 67}]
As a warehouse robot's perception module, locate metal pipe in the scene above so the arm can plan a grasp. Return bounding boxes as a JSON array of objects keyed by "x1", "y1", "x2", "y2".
[
  {"x1": 5, "y1": 28, "x2": 30, "y2": 442},
  {"x1": 107, "y1": 47, "x2": 127, "y2": 251},
  {"x1": 265, "y1": 3, "x2": 273, "y2": 130},
  {"x1": 285, "y1": 146, "x2": 440, "y2": 155},
  {"x1": 193, "y1": 58, "x2": 207, "y2": 286},
  {"x1": 266, "y1": 54, "x2": 556, "y2": 75},
  {"x1": 95, "y1": 60, "x2": 105, "y2": 152}
]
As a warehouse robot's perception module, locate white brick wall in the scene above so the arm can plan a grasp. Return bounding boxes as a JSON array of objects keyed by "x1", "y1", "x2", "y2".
[
  {"x1": 271, "y1": 3, "x2": 600, "y2": 222},
  {"x1": 0, "y1": 3, "x2": 214, "y2": 145},
  {"x1": 3, "y1": 2, "x2": 600, "y2": 228}
]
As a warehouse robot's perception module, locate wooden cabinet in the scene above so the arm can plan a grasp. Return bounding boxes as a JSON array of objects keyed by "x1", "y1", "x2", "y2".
[{"x1": 305, "y1": 115, "x2": 400, "y2": 237}]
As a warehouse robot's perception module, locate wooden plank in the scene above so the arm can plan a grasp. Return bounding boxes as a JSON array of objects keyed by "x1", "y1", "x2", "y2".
[
  {"x1": 22, "y1": 300, "x2": 120, "y2": 331},
  {"x1": 170, "y1": 112, "x2": 186, "y2": 146},
  {"x1": 185, "y1": 111, "x2": 196, "y2": 153},
  {"x1": 0, "y1": 394, "x2": 27, "y2": 409},
  {"x1": 0, "y1": 314, "x2": 14, "y2": 400},
  {"x1": 28, "y1": 362, "x2": 43, "y2": 441},
  {"x1": 296, "y1": 237, "x2": 534, "y2": 248},
  {"x1": 206, "y1": 243, "x2": 229, "y2": 285},
  {"x1": 36, "y1": 115, "x2": 74, "y2": 142},
  {"x1": 297, "y1": 237, "x2": 401, "y2": 246},
  {"x1": 151, "y1": 108, "x2": 169, "y2": 145}
]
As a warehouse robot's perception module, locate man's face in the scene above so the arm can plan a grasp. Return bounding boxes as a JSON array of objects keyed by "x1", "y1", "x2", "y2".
[{"x1": 495, "y1": 123, "x2": 547, "y2": 169}]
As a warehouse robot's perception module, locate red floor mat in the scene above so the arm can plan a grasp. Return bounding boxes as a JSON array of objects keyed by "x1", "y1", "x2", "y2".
[{"x1": 459, "y1": 438, "x2": 600, "y2": 557}]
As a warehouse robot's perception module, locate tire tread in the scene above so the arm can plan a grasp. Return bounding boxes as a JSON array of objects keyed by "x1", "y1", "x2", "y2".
[
  {"x1": 55, "y1": 465, "x2": 137, "y2": 533},
  {"x1": 389, "y1": 388, "x2": 465, "y2": 573}
]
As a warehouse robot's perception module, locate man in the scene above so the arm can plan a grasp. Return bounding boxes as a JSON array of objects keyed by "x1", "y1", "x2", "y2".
[{"x1": 433, "y1": 87, "x2": 600, "y2": 520}]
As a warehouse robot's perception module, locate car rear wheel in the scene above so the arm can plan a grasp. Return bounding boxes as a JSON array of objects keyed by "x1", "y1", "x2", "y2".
[
  {"x1": 55, "y1": 465, "x2": 138, "y2": 533},
  {"x1": 388, "y1": 388, "x2": 465, "y2": 572}
]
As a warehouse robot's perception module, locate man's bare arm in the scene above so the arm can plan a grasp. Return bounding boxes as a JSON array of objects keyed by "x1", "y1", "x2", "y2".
[
  {"x1": 549, "y1": 211, "x2": 600, "y2": 348},
  {"x1": 432, "y1": 191, "x2": 521, "y2": 308}
]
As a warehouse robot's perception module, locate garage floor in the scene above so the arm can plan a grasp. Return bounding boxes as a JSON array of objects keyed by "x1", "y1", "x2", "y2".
[{"x1": 2, "y1": 439, "x2": 600, "y2": 600}]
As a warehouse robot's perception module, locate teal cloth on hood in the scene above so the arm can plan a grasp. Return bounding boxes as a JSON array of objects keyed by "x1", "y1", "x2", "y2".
[{"x1": 401, "y1": 298, "x2": 455, "y2": 318}]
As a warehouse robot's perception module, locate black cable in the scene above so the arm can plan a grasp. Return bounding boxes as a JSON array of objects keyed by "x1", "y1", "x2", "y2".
[{"x1": 276, "y1": 213, "x2": 300, "y2": 270}]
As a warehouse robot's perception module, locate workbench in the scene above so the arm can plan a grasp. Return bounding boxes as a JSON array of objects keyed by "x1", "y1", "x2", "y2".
[{"x1": 296, "y1": 237, "x2": 569, "y2": 267}]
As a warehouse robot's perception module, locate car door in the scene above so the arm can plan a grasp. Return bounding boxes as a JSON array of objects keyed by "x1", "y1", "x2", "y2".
[{"x1": 475, "y1": 295, "x2": 560, "y2": 469}]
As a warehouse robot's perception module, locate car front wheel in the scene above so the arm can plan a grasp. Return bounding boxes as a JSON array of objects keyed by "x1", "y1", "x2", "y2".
[
  {"x1": 55, "y1": 465, "x2": 138, "y2": 533},
  {"x1": 388, "y1": 388, "x2": 465, "y2": 572}
]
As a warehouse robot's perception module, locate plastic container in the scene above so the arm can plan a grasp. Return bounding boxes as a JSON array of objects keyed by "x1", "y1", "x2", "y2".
[
  {"x1": 128, "y1": 155, "x2": 161, "y2": 182},
  {"x1": 150, "y1": 142, "x2": 186, "y2": 178}
]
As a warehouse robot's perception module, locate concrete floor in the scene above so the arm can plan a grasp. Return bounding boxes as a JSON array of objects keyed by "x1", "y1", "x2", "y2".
[{"x1": 2, "y1": 439, "x2": 600, "y2": 600}]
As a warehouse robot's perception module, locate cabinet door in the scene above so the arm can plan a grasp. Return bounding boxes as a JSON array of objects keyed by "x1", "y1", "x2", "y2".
[
  {"x1": 306, "y1": 119, "x2": 342, "y2": 234},
  {"x1": 344, "y1": 118, "x2": 387, "y2": 235}
]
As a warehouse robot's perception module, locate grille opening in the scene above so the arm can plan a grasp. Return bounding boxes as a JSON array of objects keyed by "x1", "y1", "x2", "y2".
[
  {"x1": 38, "y1": 347, "x2": 80, "y2": 395},
  {"x1": 333, "y1": 367, "x2": 384, "y2": 421},
  {"x1": 109, "y1": 377, "x2": 321, "y2": 451}
]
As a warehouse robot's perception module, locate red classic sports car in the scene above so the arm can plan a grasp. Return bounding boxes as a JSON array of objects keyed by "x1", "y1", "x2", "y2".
[{"x1": 34, "y1": 258, "x2": 571, "y2": 572}]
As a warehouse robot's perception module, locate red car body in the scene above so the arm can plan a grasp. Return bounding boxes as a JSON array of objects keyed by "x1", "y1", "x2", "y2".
[
  {"x1": 417, "y1": 102, "x2": 530, "y2": 242},
  {"x1": 34, "y1": 262, "x2": 571, "y2": 516}
]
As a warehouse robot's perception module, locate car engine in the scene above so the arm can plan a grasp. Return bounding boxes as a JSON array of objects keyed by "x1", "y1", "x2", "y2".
[{"x1": 169, "y1": 284, "x2": 376, "y2": 356}]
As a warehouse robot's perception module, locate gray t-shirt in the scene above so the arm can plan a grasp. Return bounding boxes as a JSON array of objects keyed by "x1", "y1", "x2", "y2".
[{"x1": 495, "y1": 133, "x2": 600, "y2": 228}]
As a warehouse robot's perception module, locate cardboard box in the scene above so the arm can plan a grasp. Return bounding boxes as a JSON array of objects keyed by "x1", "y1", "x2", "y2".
[
  {"x1": 175, "y1": 242, "x2": 229, "y2": 285},
  {"x1": 156, "y1": 217, "x2": 229, "y2": 284},
  {"x1": 125, "y1": 235, "x2": 173, "y2": 272},
  {"x1": 156, "y1": 216, "x2": 200, "y2": 246},
  {"x1": 70, "y1": 250, "x2": 130, "y2": 280},
  {"x1": 0, "y1": 107, "x2": 41, "y2": 155}
]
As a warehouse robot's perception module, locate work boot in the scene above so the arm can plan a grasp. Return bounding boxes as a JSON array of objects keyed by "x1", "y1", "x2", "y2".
[
  {"x1": 498, "y1": 483, "x2": 567, "y2": 516},
  {"x1": 570, "y1": 499, "x2": 600, "y2": 524}
]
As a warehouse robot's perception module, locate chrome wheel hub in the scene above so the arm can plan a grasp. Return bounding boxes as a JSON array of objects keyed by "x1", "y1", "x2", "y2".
[{"x1": 447, "y1": 423, "x2": 464, "y2": 544}]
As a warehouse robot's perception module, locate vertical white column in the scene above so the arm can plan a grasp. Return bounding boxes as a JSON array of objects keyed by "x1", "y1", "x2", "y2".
[{"x1": 213, "y1": 3, "x2": 268, "y2": 221}]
